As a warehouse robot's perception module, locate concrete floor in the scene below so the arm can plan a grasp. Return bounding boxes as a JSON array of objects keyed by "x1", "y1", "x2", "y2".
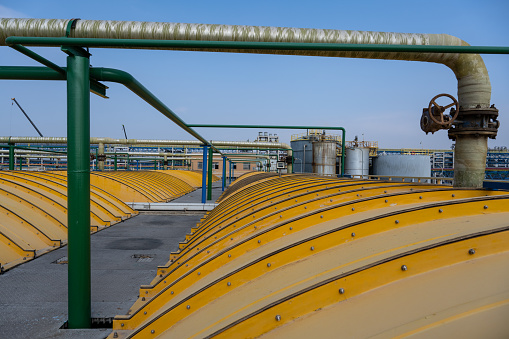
[{"x1": 0, "y1": 183, "x2": 225, "y2": 339}]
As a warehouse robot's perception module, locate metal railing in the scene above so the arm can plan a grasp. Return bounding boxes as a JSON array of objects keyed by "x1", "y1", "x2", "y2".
[{"x1": 348, "y1": 174, "x2": 454, "y2": 185}]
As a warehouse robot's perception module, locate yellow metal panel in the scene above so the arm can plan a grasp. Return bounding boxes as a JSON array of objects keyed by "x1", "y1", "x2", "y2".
[
  {"x1": 173, "y1": 187, "x2": 495, "y2": 279},
  {"x1": 108, "y1": 175, "x2": 509, "y2": 339},
  {"x1": 1, "y1": 171, "x2": 110, "y2": 227},
  {"x1": 0, "y1": 188, "x2": 66, "y2": 241},
  {"x1": 90, "y1": 173, "x2": 154, "y2": 203},
  {"x1": 157, "y1": 170, "x2": 202, "y2": 188},
  {"x1": 250, "y1": 235, "x2": 509, "y2": 339},
  {"x1": 92, "y1": 171, "x2": 195, "y2": 203},
  {"x1": 113, "y1": 210, "x2": 509, "y2": 333},
  {"x1": 0, "y1": 230, "x2": 35, "y2": 271},
  {"x1": 0, "y1": 170, "x2": 138, "y2": 272},
  {"x1": 43, "y1": 171, "x2": 135, "y2": 219}
]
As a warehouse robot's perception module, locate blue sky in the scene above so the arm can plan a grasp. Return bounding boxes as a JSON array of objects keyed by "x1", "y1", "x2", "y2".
[{"x1": 1, "y1": 0, "x2": 508, "y2": 149}]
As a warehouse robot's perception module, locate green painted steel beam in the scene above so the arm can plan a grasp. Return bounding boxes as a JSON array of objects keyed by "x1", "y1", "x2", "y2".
[{"x1": 5, "y1": 37, "x2": 509, "y2": 54}]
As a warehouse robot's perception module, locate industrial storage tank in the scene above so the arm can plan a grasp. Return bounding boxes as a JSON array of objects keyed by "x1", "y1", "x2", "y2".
[
  {"x1": 345, "y1": 147, "x2": 369, "y2": 178},
  {"x1": 290, "y1": 139, "x2": 313, "y2": 173},
  {"x1": 312, "y1": 141, "x2": 336, "y2": 175},
  {"x1": 373, "y1": 154, "x2": 431, "y2": 181}
]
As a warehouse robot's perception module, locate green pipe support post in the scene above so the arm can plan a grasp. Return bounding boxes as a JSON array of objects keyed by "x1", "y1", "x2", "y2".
[
  {"x1": 201, "y1": 145, "x2": 208, "y2": 204},
  {"x1": 114, "y1": 154, "x2": 118, "y2": 170},
  {"x1": 64, "y1": 46, "x2": 91, "y2": 329},
  {"x1": 8, "y1": 142, "x2": 14, "y2": 170},
  {"x1": 207, "y1": 147, "x2": 213, "y2": 200}
]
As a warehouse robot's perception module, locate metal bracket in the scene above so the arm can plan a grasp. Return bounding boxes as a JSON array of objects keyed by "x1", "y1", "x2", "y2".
[
  {"x1": 61, "y1": 46, "x2": 109, "y2": 97},
  {"x1": 61, "y1": 45, "x2": 91, "y2": 58},
  {"x1": 65, "y1": 18, "x2": 80, "y2": 38}
]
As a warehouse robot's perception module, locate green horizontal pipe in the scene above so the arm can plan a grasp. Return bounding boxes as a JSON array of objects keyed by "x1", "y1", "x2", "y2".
[
  {"x1": 188, "y1": 124, "x2": 345, "y2": 131},
  {"x1": 89, "y1": 68, "x2": 212, "y2": 147},
  {"x1": 0, "y1": 66, "x2": 214, "y2": 150},
  {"x1": 5, "y1": 37, "x2": 509, "y2": 54},
  {"x1": 0, "y1": 65, "x2": 65, "y2": 80},
  {"x1": 10, "y1": 44, "x2": 108, "y2": 97}
]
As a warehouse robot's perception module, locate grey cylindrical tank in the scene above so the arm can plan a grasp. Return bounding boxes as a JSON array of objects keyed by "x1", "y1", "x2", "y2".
[
  {"x1": 373, "y1": 154, "x2": 431, "y2": 181},
  {"x1": 291, "y1": 140, "x2": 313, "y2": 173},
  {"x1": 345, "y1": 148, "x2": 369, "y2": 177},
  {"x1": 312, "y1": 141, "x2": 336, "y2": 175}
]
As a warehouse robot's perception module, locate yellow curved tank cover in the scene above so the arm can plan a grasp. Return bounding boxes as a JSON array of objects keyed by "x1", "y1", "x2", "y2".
[{"x1": 108, "y1": 174, "x2": 509, "y2": 338}]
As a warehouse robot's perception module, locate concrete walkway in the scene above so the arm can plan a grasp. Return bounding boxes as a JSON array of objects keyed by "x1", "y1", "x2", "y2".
[{"x1": 0, "y1": 182, "x2": 225, "y2": 339}]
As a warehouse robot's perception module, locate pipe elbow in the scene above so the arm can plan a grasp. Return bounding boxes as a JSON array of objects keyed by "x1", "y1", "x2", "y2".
[
  {"x1": 429, "y1": 34, "x2": 491, "y2": 108},
  {"x1": 90, "y1": 67, "x2": 135, "y2": 86}
]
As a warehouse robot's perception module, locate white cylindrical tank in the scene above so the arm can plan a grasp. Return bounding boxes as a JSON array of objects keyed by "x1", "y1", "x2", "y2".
[
  {"x1": 345, "y1": 148, "x2": 369, "y2": 178},
  {"x1": 312, "y1": 141, "x2": 336, "y2": 176},
  {"x1": 373, "y1": 154, "x2": 431, "y2": 181}
]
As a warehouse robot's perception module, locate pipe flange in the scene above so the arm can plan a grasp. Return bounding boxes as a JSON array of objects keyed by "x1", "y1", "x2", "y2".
[{"x1": 448, "y1": 106, "x2": 499, "y2": 140}]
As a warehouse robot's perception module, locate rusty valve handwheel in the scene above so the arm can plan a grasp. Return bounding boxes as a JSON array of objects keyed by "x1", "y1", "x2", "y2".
[{"x1": 428, "y1": 93, "x2": 459, "y2": 126}]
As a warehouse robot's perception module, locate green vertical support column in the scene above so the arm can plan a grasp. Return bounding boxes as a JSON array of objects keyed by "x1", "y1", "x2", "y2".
[
  {"x1": 8, "y1": 143, "x2": 14, "y2": 170},
  {"x1": 126, "y1": 154, "x2": 130, "y2": 170},
  {"x1": 341, "y1": 130, "x2": 346, "y2": 177},
  {"x1": 201, "y1": 145, "x2": 208, "y2": 204},
  {"x1": 114, "y1": 154, "x2": 118, "y2": 171},
  {"x1": 64, "y1": 46, "x2": 91, "y2": 329},
  {"x1": 207, "y1": 147, "x2": 213, "y2": 200}
]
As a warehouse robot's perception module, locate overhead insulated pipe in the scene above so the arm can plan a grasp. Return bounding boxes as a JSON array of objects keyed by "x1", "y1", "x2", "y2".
[
  {"x1": 0, "y1": 136, "x2": 289, "y2": 151},
  {"x1": 0, "y1": 19, "x2": 492, "y2": 186}
]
